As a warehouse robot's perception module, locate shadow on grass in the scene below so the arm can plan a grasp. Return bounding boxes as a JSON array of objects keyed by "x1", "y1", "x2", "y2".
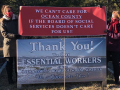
[
  {"x1": 107, "y1": 79, "x2": 115, "y2": 84},
  {"x1": 65, "y1": 82, "x2": 102, "y2": 90},
  {"x1": 20, "y1": 81, "x2": 102, "y2": 90}
]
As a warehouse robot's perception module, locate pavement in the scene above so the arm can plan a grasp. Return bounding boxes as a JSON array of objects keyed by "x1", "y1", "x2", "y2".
[
  {"x1": 0, "y1": 57, "x2": 6, "y2": 74},
  {"x1": 107, "y1": 61, "x2": 120, "y2": 75},
  {"x1": 108, "y1": 61, "x2": 114, "y2": 74}
]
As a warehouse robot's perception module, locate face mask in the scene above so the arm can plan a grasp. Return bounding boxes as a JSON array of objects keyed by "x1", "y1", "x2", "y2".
[{"x1": 6, "y1": 12, "x2": 13, "y2": 18}]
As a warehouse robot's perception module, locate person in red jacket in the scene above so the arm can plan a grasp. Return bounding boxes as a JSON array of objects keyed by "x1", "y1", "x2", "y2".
[{"x1": 107, "y1": 11, "x2": 120, "y2": 84}]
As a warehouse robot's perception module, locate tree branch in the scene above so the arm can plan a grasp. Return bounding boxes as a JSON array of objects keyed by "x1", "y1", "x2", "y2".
[{"x1": 114, "y1": 0, "x2": 120, "y2": 8}]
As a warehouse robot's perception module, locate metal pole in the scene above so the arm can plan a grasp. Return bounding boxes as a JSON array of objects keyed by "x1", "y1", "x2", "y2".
[{"x1": 64, "y1": 37, "x2": 65, "y2": 90}]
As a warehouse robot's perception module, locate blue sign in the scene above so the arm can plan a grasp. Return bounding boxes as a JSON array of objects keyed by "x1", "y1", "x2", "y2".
[{"x1": 17, "y1": 37, "x2": 106, "y2": 84}]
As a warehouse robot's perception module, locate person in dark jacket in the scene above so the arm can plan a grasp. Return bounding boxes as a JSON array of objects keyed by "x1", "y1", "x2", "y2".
[
  {"x1": 0, "y1": 5, "x2": 21, "y2": 84},
  {"x1": 107, "y1": 11, "x2": 120, "y2": 84}
]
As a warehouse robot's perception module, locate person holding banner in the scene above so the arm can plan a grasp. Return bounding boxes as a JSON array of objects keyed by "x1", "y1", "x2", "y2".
[
  {"x1": 107, "y1": 11, "x2": 120, "y2": 84},
  {"x1": 0, "y1": 5, "x2": 21, "y2": 84}
]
